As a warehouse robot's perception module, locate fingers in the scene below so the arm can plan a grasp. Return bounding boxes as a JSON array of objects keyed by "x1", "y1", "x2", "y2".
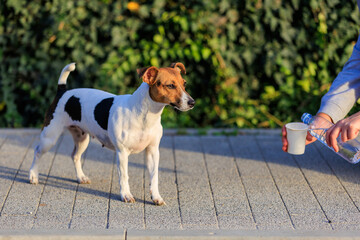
[
  {"x1": 348, "y1": 127, "x2": 359, "y2": 141},
  {"x1": 282, "y1": 125, "x2": 288, "y2": 152},
  {"x1": 305, "y1": 132, "x2": 316, "y2": 145},
  {"x1": 344, "y1": 119, "x2": 360, "y2": 141},
  {"x1": 326, "y1": 126, "x2": 340, "y2": 152},
  {"x1": 342, "y1": 128, "x2": 349, "y2": 143},
  {"x1": 326, "y1": 118, "x2": 360, "y2": 152}
]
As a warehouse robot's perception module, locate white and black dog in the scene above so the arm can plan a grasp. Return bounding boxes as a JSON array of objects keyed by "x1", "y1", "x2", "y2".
[{"x1": 30, "y1": 62, "x2": 195, "y2": 205}]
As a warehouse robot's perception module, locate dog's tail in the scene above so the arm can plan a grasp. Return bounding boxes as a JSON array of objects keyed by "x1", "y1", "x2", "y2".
[
  {"x1": 58, "y1": 63, "x2": 76, "y2": 85},
  {"x1": 42, "y1": 63, "x2": 76, "y2": 129}
]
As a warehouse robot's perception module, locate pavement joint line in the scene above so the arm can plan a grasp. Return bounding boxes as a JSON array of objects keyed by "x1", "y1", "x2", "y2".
[
  {"x1": 68, "y1": 141, "x2": 90, "y2": 229},
  {"x1": 171, "y1": 135, "x2": 184, "y2": 230},
  {"x1": 255, "y1": 135, "x2": 295, "y2": 230},
  {"x1": 200, "y1": 136, "x2": 220, "y2": 230},
  {"x1": 0, "y1": 135, "x2": 36, "y2": 217},
  {"x1": 291, "y1": 150, "x2": 334, "y2": 230},
  {"x1": 142, "y1": 151, "x2": 146, "y2": 229},
  {"x1": 106, "y1": 151, "x2": 116, "y2": 229},
  {"x1": 226, "y1": 136, "x2": 258, "y2": 230}
]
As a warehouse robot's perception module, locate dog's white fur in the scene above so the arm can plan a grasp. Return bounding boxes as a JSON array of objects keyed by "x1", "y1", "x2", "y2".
[{"x1": 30, "y1": 63, "x2": 194, "y2": 205}]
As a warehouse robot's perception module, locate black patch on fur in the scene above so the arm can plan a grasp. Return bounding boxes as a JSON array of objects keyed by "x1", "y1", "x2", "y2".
[
  {"x1": 43, "y1": 84, "x2": 67, "y2": 128},
  {"x1": 65, "y1": 96, "x2": 82, "y2": 121},
  {"x1": 94, "y1": 97, "x2": 114, "y2": 130}
]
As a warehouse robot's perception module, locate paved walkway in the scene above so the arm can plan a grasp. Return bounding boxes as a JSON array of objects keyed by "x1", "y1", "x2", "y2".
[{"x1": 2, "y1": 129, "x2": 360, "y2": 239}]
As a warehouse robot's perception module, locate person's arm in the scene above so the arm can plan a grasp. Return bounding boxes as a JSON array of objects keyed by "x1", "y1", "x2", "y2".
[
  {"x1": 318, "y1": 33, "x2": 360, "y2": 123},
  {"x1": 283, "y1": 34, "x2": 360, "y2": 152}
]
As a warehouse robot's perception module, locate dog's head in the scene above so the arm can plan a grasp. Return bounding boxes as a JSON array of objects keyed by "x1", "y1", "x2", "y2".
[{"x1": 137, "y1": 62, "x2": 195, "y2": 111}]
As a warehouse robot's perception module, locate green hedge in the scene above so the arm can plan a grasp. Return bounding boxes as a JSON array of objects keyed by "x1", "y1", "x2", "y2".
[{"x1": 1, "y1": 0, "x2": 359, "y2": 128}]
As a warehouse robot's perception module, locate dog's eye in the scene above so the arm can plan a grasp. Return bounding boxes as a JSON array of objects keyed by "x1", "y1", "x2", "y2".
[
  {"x1": 167, "y1": 84, "x2": 176, "y2": 89},
  {"x1": 184, "y1": 82, "x2": 187, "y2": 87}
]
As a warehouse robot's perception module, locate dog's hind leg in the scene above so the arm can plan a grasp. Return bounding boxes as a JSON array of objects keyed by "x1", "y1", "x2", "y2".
[
  {"x1": 30, "y1": 125, "x2": 63, "y2": 184},
  {"x1": 68, "y1": 126, "x2": 90, "y2": 184}
]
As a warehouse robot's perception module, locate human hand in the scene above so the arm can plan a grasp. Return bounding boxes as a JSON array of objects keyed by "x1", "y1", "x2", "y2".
[
  {"x1": 326, "y1": 112, "x2": 360, "y2": 152},
  {"x1": 282, "y1": 125, "x2": 316, "y2": 152}
]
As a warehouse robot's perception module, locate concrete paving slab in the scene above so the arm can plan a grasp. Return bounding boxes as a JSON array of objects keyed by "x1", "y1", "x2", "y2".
[
  {"x1": 201, "y1": 136, "x2": 255, "y2": 230},
  {"x1": 0, "y1": 135, "x2": 62, "y2": 230},
  {"x1": 0, "y1": 229, "x2": 125, "y2": 240},
  {"x1": 126, "y1": 229, "x2": 360, "y2": 240},
  {"x1": 32, "y1": 134, "x2": 79, "y2": 229},
  {"x1": 255, "y1": 135, "x2": 331, "y2": 230},
  {"x1": 294, "y1": 142, "x2": 360, "y2": 230},
  {"x1": 174, "y1": 136, "x2": 218, "y2": 230},
  {"x1": 229, "y1": 135, "x2": 293, "y2": 230},
  {"x1": 316, "y1": 142, "x2": 360, "y2": 210},
  {"x1": 3, "y1": 129, "x2": 360, "y2": 238},
  {"x1": 70, "y1": 138, "x2": 114, "y2": 229},
  {"x1": 0, "y1": 133, "x2": 35, "y2": 228}
]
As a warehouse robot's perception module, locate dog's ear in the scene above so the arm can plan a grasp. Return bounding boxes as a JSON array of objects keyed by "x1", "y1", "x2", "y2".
[
  {"x1": 138, "y1": 66, "x2": 159, "y2": 85},
  {"x1": 170, "y1": 62, "x2": 186, "y2": 75},
  {"x1": 137, "y1": 67, "x2": 148, "y2": 78}
]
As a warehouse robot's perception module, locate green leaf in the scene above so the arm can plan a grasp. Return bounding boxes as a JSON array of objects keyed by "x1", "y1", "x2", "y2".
[{"x1": 201, "y1": 48, "x2": 211, "y2": 59}]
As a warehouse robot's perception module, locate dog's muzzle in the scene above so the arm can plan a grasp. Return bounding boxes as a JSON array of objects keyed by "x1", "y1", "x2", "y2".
[{"x1": 170, "y1": 97, "x2": 195, "y2": 111}]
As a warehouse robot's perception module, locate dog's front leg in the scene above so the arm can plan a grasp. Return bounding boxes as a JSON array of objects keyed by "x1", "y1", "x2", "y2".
[
  {"x1": 116, "y1": 149, "x2": 135, "y2": 203},
  {"x1": 146, "y1": 146, "x2": 165, "y2": 206}
]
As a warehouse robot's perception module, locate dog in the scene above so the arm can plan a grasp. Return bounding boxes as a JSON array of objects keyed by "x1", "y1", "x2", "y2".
[{"x1": 30, "y1": 62, "x2": 195, "y2": 205}]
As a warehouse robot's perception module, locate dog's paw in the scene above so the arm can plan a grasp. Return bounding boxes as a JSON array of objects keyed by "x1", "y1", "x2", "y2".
[
  {"x1": 151, "y1": 194, "x2": 166, "y2": 206},
  {"x1": 77, "y1": 175, "x2": 91, "y2": 184},
  {"x1": 29, "y1": 172, "x2": 39, "y2": 185},
  {"x1": 120, "y1": 192, "x2": 136, "y2": 203},
  {"x1": 152, "y1": 198, "x2": 166, "y2": 206},
  {"x1": 29, "y1": 177, "x2": 38, "y2": 185}
]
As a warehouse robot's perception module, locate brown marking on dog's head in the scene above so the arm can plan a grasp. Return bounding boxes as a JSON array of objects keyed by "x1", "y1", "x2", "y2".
[
  {"x1": 137, "y1": 66, "x2": 159, "y2": 86},
  {"x1": 137, "y1": 62, "x2": 195, "y2": 111}
]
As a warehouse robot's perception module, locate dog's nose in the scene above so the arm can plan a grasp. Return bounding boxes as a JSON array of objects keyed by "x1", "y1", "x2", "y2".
[{"x1": 188, "y1": 99, "x2": 195, "y2": 108}]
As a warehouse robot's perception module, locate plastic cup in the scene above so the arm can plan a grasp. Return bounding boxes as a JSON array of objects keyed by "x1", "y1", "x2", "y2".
[{"x1": 285, "y1": 122, "x2": 308, "y2": 155}]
